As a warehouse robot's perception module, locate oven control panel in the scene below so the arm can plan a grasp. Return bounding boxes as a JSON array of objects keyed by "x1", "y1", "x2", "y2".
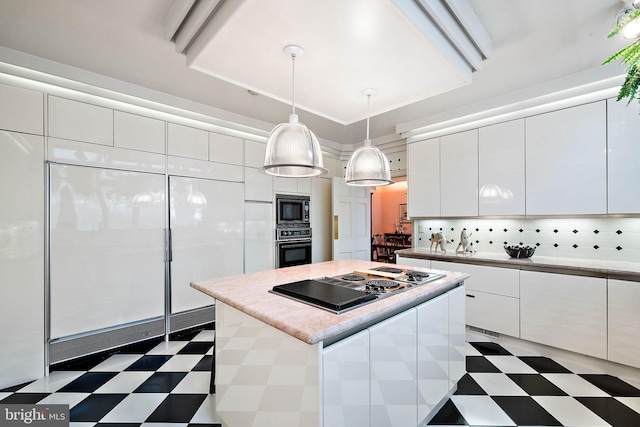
[{"x1": 276, "y1": 227, "x2": 312, "y2": 240}]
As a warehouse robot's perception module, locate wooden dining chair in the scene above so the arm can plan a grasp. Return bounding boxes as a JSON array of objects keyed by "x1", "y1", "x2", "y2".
[{"x1": 373, "y1": 234, "x2": 393, "y2": 263}]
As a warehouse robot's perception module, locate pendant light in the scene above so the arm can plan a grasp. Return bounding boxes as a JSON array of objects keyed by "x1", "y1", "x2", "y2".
[
  {"x1": 263, "y1": 45, "x2": 327, "y2": 177},
  {"x1": 345, "y1": 89, "x2": 394, "y2": 186}
]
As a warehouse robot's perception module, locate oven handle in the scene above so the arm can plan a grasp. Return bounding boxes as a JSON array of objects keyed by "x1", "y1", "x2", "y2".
[{"x1": 277, "y1": 240, "x2": 312, "y2": 248}]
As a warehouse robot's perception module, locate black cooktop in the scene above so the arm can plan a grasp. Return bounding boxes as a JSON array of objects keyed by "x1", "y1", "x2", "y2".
[{"x1": 271, "y1": 279, "x2": 377, "y2": 314}]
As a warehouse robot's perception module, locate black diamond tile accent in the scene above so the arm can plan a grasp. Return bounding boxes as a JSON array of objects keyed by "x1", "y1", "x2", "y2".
[
  {"x1": 178, "y1": 342, "x2": 214, "y2": 355},
  {"x1": 616, "y1": 229, "x2": 623, "y2": 234},
  {"x1": 594, "y1": 229, "x2": 600, "y2": 234},
  {"x1": 576, "y1": 397, "x2": 640, "y2": 426},
  {"x1": 146, "y1": 394, "x2": 208, "y2": 423},
  {"x1": 125, "y1": 355, "x2": 172, "y2": 371},
  {"x1": 503, "y1": 228, "x2": 508, "y2": 232},
  {"x1": 439, "y1": 227, "x2": 443, "y2": 231},
  {"x1": 134, "y1": 372, "x2": 187, "y2": 393},
  {"x1": 454, "y1": 373, "x2": 486, "y2": 395},
  {"x1": 58, "y1": 372, "x2": 118, "y2": 393},
  {"x1": 489, "y1": 228, "x2": 493, "y2": 232},
  {"x1": 553, "y1": 229, "x2": 558, "y2": 233},
  {"x1": 506, "y1": 374, "x2": 568, "y2": 396},
  {"x1": 492, "y1": 396, "x2": 561, "y2": 426},
  {"x1": 617, "y1": 246, "x2": 623, "y2": 251},
  {"x1": 489, "y1": 240, "x2": 493, "y2": 244},
  {"x1": 427, "y1": 398, "x2": 468, "y2": 425},
  {"x1": 475, "y1": 228, "x2": 479, "y2": 232},
  {"x1": 70, "y1": 394, "x2": 128, "y2": 422},
  {"x1": 536, "y1": 228, "x2": 540, "y2": 232},
  {"x1": 519, "y1": 228, "x2": 523, "y2": 232},
  {"x1": 470, "y1": 342, "x2": 512, "y2": 356},
  {"x1": 580, "y1": 374, "x2": 640, "y2": 396},
  {"x1": 466, "y1": 356, "x2": 501, "y2": 373},
  {"x1": 536, "y1": 242, "x2": 540, "y2": 246},
  {"x1": 429, "y1": 227, "x2": 432, "y2": 231},
  {"x1": 594, "y1": 245, "x2": 600, "y2": 249},
  {"x1": 518, "y1": 356, "x2": 572, "y2": 373},
  {"x1": 573, "y1": 229, "x2": 578, "y2": 233},
  {"x1": 0, "y1": 393, "x2": 51, "y2": 404},
  {"x1": 573, "y1": 244, "x2": 578, "y2": 248},
  {"x1": 519, "y1": 241, "x2": 523, "y2": 245},
  {"x1": 503, "y1": 241, "x2": 508, "y2": 245},
  {"x1": 475, "y1": 240, "x2": 479, "y2": 244},
  {"x1": 451, "y1": 227, "x2": 455, "y2": 231},
  {"x1": 553, "y1": 243, "x2": 559, "y2": 247}
]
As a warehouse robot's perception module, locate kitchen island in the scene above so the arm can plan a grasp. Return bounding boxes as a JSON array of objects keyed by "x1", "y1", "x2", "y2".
[{"x1": 191, "y1": 259, "x2": 469, "y2": 427}]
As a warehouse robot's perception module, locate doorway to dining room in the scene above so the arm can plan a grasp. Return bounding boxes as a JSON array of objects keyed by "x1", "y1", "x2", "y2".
[{"x1": 371, "y1": 177, "x2": 411, "y2": 262}]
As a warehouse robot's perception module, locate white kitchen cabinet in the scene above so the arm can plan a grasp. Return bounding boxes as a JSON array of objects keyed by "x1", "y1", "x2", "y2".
[
  {"x1": 48, "y1": 96, "x2": 113, "y2": 146},
  {"x1": 396, "y1": 255, "x2": 430, "y2": 269},
  {"x1": 520, "y1": 270, "x2": 607, "y2": 359},
  {"x1": 525, "y1": 101, "x2": 606, "y2": 215},
  {"x1": 311, "y1": 177, "x2": 333, "y2": 263},
  {"x1": 244, "y1": 139, "x2": 266, "y2": 168},
  {"x1": 478, "y1": 119, "x2": 525, "y2": 215},
  {"x1": 369, "y1": 308, "x2": 417, "y2": 427},
  {"x1": 167, "y1": 122, "x2": 208, "y2": 160},
  {"x1": 168, "y1": 155, "x2": 243, "y2": 182},
  {"x1": 170, "y1": 177, "x2": 244, "y2": 313},
  {"x1": 416, "y1": 293, "x2": 449, "y2": 421},
  {"x1": 608, "y1": 279, "x2": 640, "y2": 368},
  {"x1": 209, "y1": 132, "x2": 243, "y2": 165},
  {"x1": 432, "y1": 260, "x2": 519, "y2": 337},
  {"x1": 323, "y1": 156, "x2": 339, "y2": 178},
  {"x1": 0, "y1": 131, "x2": 45, "y2": 389},
  {"x1": 114, "y1": 110, "x2": 165, "y2": 154},
  {"x1": 323, "y1": 329, "x2": 370, "y2": 427},
  {"x1": 0, "y1": 82, "x2": 43, "y2": 135},
  {"x1": 49, "y1": 164, "x2": 166, "y2": 339},
  {"x1": 244, "y1": 202, "x2": 273, "y2": 273},
  {"x1": 274, "y1": 176, "x2": 311, "y2": 194},
  {"x1": 244, "y1": 167, "x2": 273, "y2": 202},
  {"x1": 440, "y1": 130, "x2": 478, "y2": 216},
  {"x1": 448, "y1": 285, "x2": 466, "y2": 389},
  {"x1": 407, "y1": 138, "x2": 440, "y2": 218},
  {"x1": 607, "y1": 98, "x2": 640, "y2": 214}
]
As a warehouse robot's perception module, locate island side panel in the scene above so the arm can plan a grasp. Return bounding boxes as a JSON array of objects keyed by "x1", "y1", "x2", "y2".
[{"x1": 215, "y1": 301, "x2": 322, "y2": 427}]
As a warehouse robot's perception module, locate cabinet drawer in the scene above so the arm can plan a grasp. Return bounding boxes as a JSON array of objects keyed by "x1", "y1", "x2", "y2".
[
  {"x1": 431, "y1": 261, "x2": 519, "y2": 297},
  {"x1": 0, "y1": 83, "x2": 43, "y2": 135},
  {"x1": 114, "y1": 111, "x2": 165, "y2": 153},
  {"x1": 466, "y1": 290, "x2": 519, "y2": 337},
  {"x1": 167, "y1": 123, "x2": 208, "y2": 160},
  {"x1": 48, "y1": 96, "x2": 113, "y2": 145}
]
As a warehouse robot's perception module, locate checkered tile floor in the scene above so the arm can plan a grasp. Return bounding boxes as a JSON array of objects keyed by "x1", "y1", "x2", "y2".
[
  {"x1": 429, "y1": 338, "x2": 640, "y2": 426},
  {"x1": 2, "y1": 325, "x2": 640, "y2": 426}
]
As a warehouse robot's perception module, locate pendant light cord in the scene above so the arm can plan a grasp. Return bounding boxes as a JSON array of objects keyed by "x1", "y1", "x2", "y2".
[
  {"x1": 366, "y1": 93, "x2": 371, "y2": 140},
  {"x1": 291, "y1": 53, "x2": 297, "y2": 116}
]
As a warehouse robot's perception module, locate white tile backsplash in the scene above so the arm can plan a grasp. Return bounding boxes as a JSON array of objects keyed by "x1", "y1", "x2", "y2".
[{"x1": 414, "y1": 217, "x2": 640, "y2": 262}]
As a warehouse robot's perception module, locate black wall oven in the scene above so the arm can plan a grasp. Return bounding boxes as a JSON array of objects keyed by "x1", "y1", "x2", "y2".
[
  {"x1": 276, "y1": 194, "x2": 310, "y2": 226},
  {"x1": 276, "y1": 227, "x2": 312, "y2": 268}
]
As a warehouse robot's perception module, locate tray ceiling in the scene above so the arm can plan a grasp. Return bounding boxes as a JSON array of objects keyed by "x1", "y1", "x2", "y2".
[{"x1": 168, "y1": 0, "x2": 491, "y2": 125}]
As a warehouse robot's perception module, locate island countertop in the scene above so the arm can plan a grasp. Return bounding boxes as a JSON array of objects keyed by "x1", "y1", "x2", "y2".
[{"x1": 190, "y1": 259, "x2": 468, "y2": 345}]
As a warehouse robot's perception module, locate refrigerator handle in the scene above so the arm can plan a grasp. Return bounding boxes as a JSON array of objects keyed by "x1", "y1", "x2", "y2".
[{"x1": 165, "y1": 228, "x2": 172, "y2": 262}]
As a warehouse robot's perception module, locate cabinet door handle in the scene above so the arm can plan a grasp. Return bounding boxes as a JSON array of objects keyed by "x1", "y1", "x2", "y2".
[
  {"x1": 466, "y1": 294, "x2": 475, "y2": 298},
  {"x1": 333, "y1": 215, "x2": 339, "y2": 240}
]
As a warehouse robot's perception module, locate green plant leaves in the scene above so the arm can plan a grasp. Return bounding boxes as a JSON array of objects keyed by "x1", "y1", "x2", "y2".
[{"x1": 604, "y1": 8, "x2": 640, "y2": 106}]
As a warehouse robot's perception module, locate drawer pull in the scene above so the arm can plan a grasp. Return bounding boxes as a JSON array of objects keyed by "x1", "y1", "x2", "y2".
[{"x1": 466, "y1": 294, "x2": 475, "y2": 298}]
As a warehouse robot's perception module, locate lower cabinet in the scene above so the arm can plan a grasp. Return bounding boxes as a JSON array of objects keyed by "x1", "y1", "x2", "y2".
[
  {"x1": 608, "y1": 279, "x2": 640, "y2": 368},
  {"x1": 322, "y1": 286, "x2": 464, "y2": 427},
  {"x1": 520, "y1": 270, "x2": 607, "y2": 359},
  {"x1": 432, "y1": 261, "x2": 520, "y2": 337},
  {"x1": 396, "y1": 255, "x2": 430, "y2": 269}
]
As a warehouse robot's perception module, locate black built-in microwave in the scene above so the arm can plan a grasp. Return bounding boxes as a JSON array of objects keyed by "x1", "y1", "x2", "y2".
[{"x1": 276, "y1": 194, "x2": 310, "y2": 226}]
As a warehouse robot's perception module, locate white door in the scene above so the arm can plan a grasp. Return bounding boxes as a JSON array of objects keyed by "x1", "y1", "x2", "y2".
[
  {"x1": 332, "y1": 177, "x2": 371, "y2": 260},
  {"x1": 169, "y1": 176, "x2": 244, "y2": 314}
]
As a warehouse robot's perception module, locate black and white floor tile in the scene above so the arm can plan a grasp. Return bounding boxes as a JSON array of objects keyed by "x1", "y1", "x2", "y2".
[{"x1": 2, "y1": 325, "x2": 640, "y2": 426}]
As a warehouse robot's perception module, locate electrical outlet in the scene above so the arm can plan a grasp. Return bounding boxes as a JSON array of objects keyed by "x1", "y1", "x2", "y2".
[{"x1": 418, "y1": 225, "x2": 424, "y2": 233}]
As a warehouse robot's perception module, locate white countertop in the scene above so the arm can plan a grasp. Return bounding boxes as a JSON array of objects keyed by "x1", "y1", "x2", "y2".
[
  {"x1": 396, "y1": 248, "x2": 640, "y2": 281},
  {"x1": 191, "y1": 259, "x2": 468, "y2": 344}
]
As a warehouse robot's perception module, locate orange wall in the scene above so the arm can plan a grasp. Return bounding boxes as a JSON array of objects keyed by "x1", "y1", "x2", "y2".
[{"x1": 371, "y1": 179, "x2": 411, "y2": 235}]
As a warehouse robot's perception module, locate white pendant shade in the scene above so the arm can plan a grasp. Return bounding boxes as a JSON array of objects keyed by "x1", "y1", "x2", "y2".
[
  {"x1": 263, "y1": 45, "x2": 327, "y2": 177},
  {"x1": 345, "y1": 89, "x2": 394, "y2": 186}
]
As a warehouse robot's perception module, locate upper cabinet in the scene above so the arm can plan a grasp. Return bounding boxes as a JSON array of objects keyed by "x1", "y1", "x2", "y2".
[
  {"x1": 114, "y1": 110, "x2": 165, "y2": 154},
  {"x1": 525, "y1": 101, "x2": 607, "y2": 215},
  {"x1": 607, "y1": 98, "x2": 640, "y2": 214},
  {"x1": 478, "y1": 119, "x2": 525, "y2": 216},
  {"x1": 0, "y1": 83, "x2": 43, "y2": 135},
  {"x1": 407, "y1": 138, "x2": 440, "y2": 218},
  {"x1": 209, "y1": 132, "x2": 243, "y2": 165},
  {"x1": 48, "y1": 96, "x2": 113, "y2": 145},
  {"x1": 440, "y1": 130, "x2": 478, "y2": 217},
  {"x1": 167, "y1": 123, "x2": 208, "y2": 160}
]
